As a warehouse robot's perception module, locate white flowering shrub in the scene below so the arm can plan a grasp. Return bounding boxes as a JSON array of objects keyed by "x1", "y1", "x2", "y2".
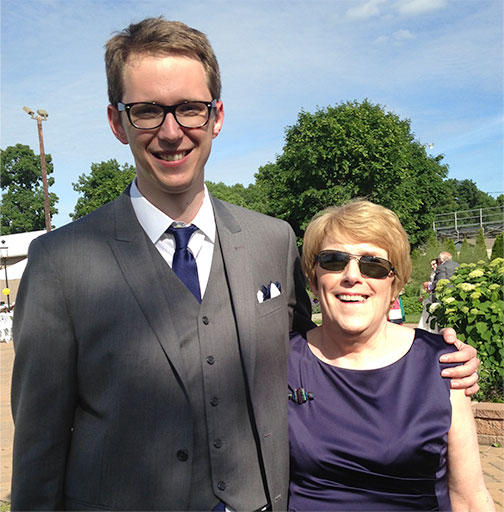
[{"x1": 429, "y1": 258, "x2": 504, "y2": 402}]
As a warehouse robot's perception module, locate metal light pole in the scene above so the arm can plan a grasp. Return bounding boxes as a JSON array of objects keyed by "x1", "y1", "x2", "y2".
[
  {"x1": 0, "y1": 243, "x2": 10, "y2": 310},
  {"x1": 22, "y1": 106, "x2": 51, "y2": 231}
]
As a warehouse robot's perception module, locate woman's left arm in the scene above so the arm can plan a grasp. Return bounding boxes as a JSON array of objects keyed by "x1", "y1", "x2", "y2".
[
  {"x1": 439, "y1": 328, "x2": 480, "y2": 396},
  {"x1": 447, "y1": 389, "x2": 495, "y2": 512}
]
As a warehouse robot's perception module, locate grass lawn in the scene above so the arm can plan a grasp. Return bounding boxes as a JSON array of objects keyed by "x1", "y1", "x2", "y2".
[
  {"x1": 405, "y1": 311, "x2": 421, "y2": 324},
  {"x1": 0, "y1": 501, "x2": 10, "y2": 511}
]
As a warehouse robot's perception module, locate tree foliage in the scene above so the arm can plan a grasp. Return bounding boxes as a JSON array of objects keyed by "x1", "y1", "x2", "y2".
[
  {"x1": 473, "y1": 228, "x2": 489, "y2": 262},
  {"x1": 491, "y1": 233, "x2": 503, "y2": 260},
  {"x1": 255, "y1": 99, "x2": 448, "y2": 247},
  {"x1": 0, "y1": 144, "x2": 59, "y2": 234},
  {"x1": 458, "y1": 238, "x2": 474, "y2": 264},
  {"x1": 71, "y1": 160, "x2": 136, "y2": 220},
  {"x1": 440, "y1": 238, "x2": 458, "y2": 257},
  {"x1": 436, "y1": 178, "x2": 499, "y2": 214},
  {"x1": 205, "y1": 181, "x2": 268, "y2": 214}
]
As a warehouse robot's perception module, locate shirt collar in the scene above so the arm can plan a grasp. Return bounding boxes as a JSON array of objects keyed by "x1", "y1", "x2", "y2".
[{"x1": 130, "y1": 179, "x2": 216, "y2": 244}]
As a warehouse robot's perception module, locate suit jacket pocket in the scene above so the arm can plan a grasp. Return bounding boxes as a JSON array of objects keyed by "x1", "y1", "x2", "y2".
[{"x1": 256, "y1": 294, "x2": 286, "y2": 318}]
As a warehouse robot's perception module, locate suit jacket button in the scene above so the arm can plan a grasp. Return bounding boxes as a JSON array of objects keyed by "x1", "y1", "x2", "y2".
[
  {"x1": 217, "y1": 480, "x2": 226, "y2": 491},
  {"x1": 210, "y1": 397, "x2": 219, "y2": 407},
  {"x1": 206, "y1": 355, "x2": 215, "y2": 365},
  {"x1": 176, "y1": 449, "x2": 189, "y2": 461},
  {"x1": 213, "y1": 438, "x2": 222, "y2": 449},
  {"x1": 202, "y1": 316, "x2": 209, "y2": 325}
]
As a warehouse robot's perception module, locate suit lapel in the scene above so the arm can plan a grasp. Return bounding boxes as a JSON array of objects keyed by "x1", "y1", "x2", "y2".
[
  {"x1": 212, "y1": 197, "x2": 257, "y2": 387},
  {"x1": 108, "y1": 191, "x2": 188, "y2": 386}
]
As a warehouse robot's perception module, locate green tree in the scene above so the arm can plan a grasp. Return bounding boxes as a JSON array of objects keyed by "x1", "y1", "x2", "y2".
[
  {"x1": 436, "y1": 178, "x2": 497, "y2": 214},
  {"x1": 255, "y1": 99, "x2": 448, "y2": 246},
  {"x1": 473, "y1": 228, "x2": 489, "y2": 262},
  {"x1": 458, "y1": 238, "x2": 474, "y2": 264},
  {"x1": 205, "y1": 181, "x2": 268, "y2": 213},
  {"x1": 491, "y1": 233, "x2": 503, "y2": 259},
  {"x1": 71, "y1": 160, "x2": 136, "y2": 220},
  {"x1": 0, "y1": 144, "x2": 59, "y2": 234},
  {"x1": 441, "y1": 238, "x2": 458, "y2": 257},
  {"x1": 411, "y1": 234, "x2": 440, "y2": 286}
]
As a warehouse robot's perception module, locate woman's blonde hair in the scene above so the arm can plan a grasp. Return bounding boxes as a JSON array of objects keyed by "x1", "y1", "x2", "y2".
[{"x1": 302, "y1": 200, "x2": 412, "y2": 300}]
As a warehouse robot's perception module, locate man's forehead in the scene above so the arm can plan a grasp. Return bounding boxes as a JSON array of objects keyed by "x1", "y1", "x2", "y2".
[{"x1": 125, "y1": 51, "x2": 201, "y2": 67}]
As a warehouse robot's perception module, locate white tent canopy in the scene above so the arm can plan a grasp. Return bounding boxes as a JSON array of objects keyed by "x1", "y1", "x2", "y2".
[{"x1": 3, "y1": 258, "x2": 28, "y2": 279}]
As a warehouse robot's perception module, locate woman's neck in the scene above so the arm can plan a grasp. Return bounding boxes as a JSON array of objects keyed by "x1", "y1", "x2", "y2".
[{"x1": 307, "y1": 321, "x2": 414, "y2": 370}]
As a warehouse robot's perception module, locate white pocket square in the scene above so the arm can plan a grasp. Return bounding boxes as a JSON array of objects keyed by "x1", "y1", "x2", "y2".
[{"x1": 257, "y1": 281, "x2": 282, "y2": 303}]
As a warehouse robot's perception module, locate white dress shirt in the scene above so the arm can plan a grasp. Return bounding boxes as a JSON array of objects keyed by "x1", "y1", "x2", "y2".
[{"x1": 130, "y1": 180, "x2": 216, "y2": 297}]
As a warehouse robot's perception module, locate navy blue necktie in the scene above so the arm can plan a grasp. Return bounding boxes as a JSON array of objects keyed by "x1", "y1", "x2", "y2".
[{"x1": 167, "y1": 224, "x2": 201, "y2": 302}]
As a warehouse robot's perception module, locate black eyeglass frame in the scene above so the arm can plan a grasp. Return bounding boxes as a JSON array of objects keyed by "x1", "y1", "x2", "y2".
[
  {"x1": 117, "y1": 99, "x2": 217, "y2": 130},
  {"x1": 315, "y1": 250, "x2": 395, "y2": 279}
]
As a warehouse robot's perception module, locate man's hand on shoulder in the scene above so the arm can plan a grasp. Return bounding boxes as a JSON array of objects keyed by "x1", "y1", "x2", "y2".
[{"x1": 439, "y1": 327, "x2": 480, "y2": 396}]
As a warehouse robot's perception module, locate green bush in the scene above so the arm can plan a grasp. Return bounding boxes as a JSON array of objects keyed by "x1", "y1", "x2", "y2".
[
  {"x1": 428, "y1": 258, "x2": 504, "y2": 402},
  {"x1": 474, "y1": 228, "x2": 489, "y2": 262},
  {"x1": 402, "y1": 295, "x2": 424, "y2": 315},
  {"x1": 491, "y1": 233, "x2": 503, "y2": 260}
]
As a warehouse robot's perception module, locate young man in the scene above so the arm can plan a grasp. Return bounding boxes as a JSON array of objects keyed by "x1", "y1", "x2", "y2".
[{"x1": 11, "y1": 17, "x2": 478, "y2": 510}]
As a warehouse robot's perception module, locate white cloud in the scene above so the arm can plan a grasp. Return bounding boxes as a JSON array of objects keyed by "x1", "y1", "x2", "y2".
[
  {"x1": 374, "y1": 35, "x2": 390, "y2": 44},
  {"x1": 346, "y1": 0, "x2": 387, "y2": 19},
  {"x1": 393, "y1": 28, "x2": 415, "y2": 40},
  {"x1": 395, "y1": 0, "x2": 448, "y2": 16}
]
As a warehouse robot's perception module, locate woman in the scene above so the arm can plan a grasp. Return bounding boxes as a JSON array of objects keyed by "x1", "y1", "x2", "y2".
[
  {"x1": 288, "y1": 201, "x2": 493, "y2": 511},
  {"x1": 418, "y1": 258, "x2": 439, "y2": 331}
]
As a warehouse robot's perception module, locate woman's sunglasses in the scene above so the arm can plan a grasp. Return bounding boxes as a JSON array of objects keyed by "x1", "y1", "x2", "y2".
[{"x1": 315, "y1": 250, "x2": 395, "y2": 279}]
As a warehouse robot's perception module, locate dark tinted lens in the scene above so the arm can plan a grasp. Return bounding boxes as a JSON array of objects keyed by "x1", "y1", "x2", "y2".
[
  {"x1": 359, "y1": 256, "x2": 392, "y2": 278},
  {"x1": 317, "y1": 251, "x2": 350, "y2": 271},
  {"x1": 317, "y1": 251, "x2": 393, "y2": 279}
]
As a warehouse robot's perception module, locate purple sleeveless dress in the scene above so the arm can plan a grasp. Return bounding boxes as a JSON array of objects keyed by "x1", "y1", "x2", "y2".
[{"x1": 288, "y1": 329, "x2": 458, "y2": 511}]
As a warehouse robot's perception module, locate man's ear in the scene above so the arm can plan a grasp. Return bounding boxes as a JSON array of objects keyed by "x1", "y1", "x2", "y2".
[
  {"x1": 211, "y1": 101, "x2": 225, "y2": 139},
  {"x1": 107, "y1": 104, "x2": 129, "y2": 145}
]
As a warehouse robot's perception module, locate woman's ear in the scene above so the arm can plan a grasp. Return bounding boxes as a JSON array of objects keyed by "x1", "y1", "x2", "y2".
[{"x1": 309, "y1": 278, "x2": 319, "y2": 297}]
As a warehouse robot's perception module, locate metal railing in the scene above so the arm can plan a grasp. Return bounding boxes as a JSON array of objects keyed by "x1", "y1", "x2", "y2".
[{"x1": 433, "y1": 206, "x2": 504, "y2": 238}]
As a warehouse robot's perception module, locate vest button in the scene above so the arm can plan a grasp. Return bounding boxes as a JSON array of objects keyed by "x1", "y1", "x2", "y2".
[
  {"x1": 217, "y1": 480, "x2": 226, "y2": 491},
  {"x1": 176, "y1": 449, "x2": 189, "y2": 461},
  {"x1": 202, "y1": 316, "x2": 209, "y2": 325},
  {"x1": 206, "y1": 355, "x2": 215, "y2": 365},
  {"x1": 213, "y1": 438, "x2": 222, "y2": 449},
  {"x1": 210, "y1": 397, "x2": 219, "y2": 406}
]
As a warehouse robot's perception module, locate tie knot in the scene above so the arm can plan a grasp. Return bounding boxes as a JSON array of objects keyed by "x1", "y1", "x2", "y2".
[{"x1": 167, "y1": 224, "x2": 198, "y2": 250}]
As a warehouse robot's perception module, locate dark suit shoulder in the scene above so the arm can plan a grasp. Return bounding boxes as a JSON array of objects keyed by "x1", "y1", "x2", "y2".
[{"x1": 32, "y1": 192, "x2": 131, "y2": 248}]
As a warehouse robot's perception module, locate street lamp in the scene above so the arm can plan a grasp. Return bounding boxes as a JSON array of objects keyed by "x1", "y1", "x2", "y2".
[
  {"x1": 22, "y1": 106, "x2": 51, "y2": 231},
  {"x1": 0, "y1": 241, "x2": 10, "y2": 310}
]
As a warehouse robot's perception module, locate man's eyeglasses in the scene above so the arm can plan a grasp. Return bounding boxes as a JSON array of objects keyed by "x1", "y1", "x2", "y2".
[
  {"x1": 117, "y1": 99, "x2": 216, "y2": 130},
  {"x1": 315, "y1": 250, "x2": 395, "y2": 279}
]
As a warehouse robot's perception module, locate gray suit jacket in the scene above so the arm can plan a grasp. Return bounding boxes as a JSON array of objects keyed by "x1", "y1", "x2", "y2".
[
  {"x1": 431, "y1": 259, "x2": 460, "y2": 300},
  {"x1": 11, "y1": 189, "x2": 313, "y2": 510}
]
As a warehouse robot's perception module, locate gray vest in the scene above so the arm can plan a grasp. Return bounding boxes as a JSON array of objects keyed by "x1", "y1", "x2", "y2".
[{"x1": 150, "y1": 230, "x2": 267, "y2": 510}]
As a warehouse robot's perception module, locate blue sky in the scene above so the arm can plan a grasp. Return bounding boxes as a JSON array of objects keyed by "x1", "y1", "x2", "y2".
[{"x1": 1, "y1": 0, "x2": 503, "y2": 228}]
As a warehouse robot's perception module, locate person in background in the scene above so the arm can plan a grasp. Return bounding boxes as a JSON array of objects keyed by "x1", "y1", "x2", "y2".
[
  {"x1": 388, "y1": 290, "x2": 405, "y2": 324},
  {"x1": 431, "y1": 251, "x2": 460, "y2": 300},
  {"x1": 423, "y1": 258, "x2": 438, "y2": 295},
  {"x1": 288, "y1": 200, "x2": 493, "y2": 511},
  {"x1": 418, "y1": 258, "x2": 438, "y2": 330}
]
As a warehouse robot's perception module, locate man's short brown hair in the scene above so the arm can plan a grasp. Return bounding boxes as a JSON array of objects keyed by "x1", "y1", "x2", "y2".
[{"x1": 105, "y1": 17, "x2": 221, "y2": 105}]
